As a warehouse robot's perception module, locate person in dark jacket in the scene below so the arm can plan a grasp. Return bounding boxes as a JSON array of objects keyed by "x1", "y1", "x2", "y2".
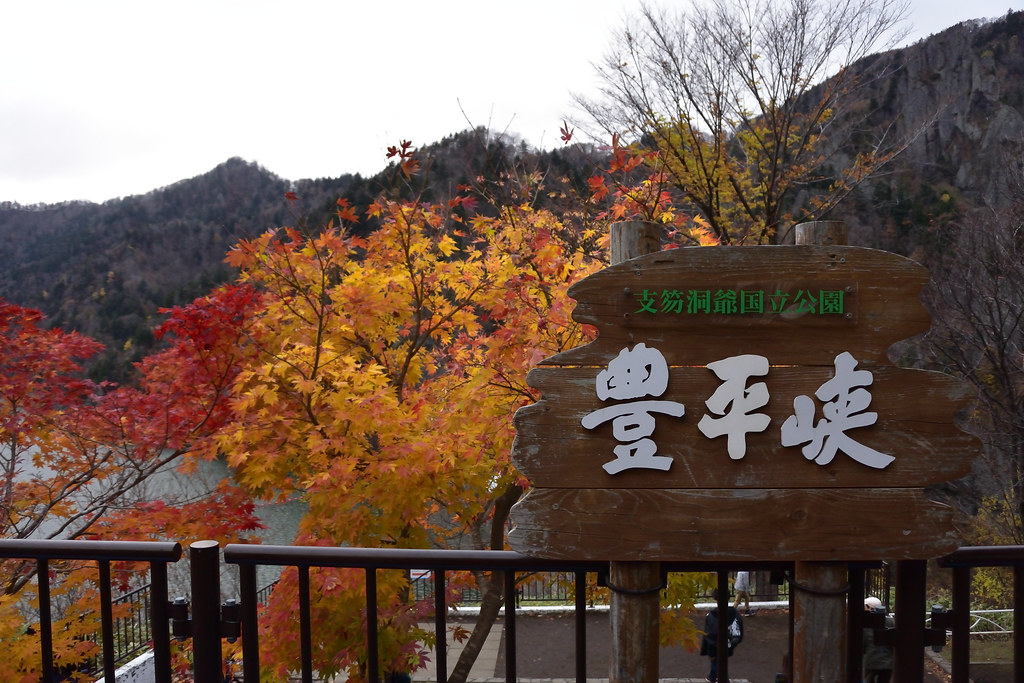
[{"x1": 699, "y1": 590, "x2": 743, "y2": 682}]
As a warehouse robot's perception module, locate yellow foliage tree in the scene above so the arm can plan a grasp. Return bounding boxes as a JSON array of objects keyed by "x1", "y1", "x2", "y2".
[
  {"x1": 576, "y1": 0, "x2": 912, "y2": 244},
  {"x1": 203, "y1": 197, "x2": 607, "y2": 680}
]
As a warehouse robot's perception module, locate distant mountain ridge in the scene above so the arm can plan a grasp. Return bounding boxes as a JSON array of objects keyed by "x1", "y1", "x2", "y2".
[
  {"x1": 0, "y1": 158, "x2": 299, "y2": 377},
  {"x1": 0, "y1": 129, "x2": 576, "y2": 379},
  {"x1": 1, "y1": 11, "x2": 1022, "y2": 379}
]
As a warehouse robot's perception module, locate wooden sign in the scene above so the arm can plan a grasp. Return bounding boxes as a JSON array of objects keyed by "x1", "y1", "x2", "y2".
[{"x1": 507, "y1": 245, "x2": 978, "y2": 561}]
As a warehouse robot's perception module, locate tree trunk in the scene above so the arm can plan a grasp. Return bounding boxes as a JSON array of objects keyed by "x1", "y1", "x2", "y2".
[
  {"x1": 446, "y1": 482, "x2": 523, "y2": 683},
  {"x1": 447, "y1": 571, "x2": 506, "y2": 683}
]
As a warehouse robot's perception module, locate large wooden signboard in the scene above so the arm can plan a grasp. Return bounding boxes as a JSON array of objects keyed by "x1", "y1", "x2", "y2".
[{"x1": 507, "y1": 245, "x2": 978, "y2": 561}]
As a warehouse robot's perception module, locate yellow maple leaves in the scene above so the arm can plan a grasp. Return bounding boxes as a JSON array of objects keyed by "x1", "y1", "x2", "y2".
[{"x1": 213, "y1": 200, "x2": 604, "y2": 558}]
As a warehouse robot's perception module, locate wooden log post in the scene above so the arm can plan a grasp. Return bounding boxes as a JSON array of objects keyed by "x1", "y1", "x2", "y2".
[
  {"x1": 791, "y1": 221, "x2": 849, "y2": 682},
  {"x1": 609, "y1": 220, "x2": 662, "y2": 683}
]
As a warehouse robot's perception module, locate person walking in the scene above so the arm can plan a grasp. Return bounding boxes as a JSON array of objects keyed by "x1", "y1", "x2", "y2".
[
  {"x1": 733, "y1": 571, "x2": 753, "y2": 615},
  {"x1": 700, "y1": 590, "x2": 743, "y2": 682}
]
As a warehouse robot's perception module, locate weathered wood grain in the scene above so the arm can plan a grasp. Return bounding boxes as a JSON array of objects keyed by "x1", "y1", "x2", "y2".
[
  {"x1": 507, "y1": 488, "x2": 960, "y2": 561},
  {"x1": 513, "y1": 365, "x2": 977, "y2": 488},
  {"x1": 511, "y1": 240, "x2": 976, "y2": 565},
  {"x1": 540, "y1": 245, "x2": 931, "y2": 367}
]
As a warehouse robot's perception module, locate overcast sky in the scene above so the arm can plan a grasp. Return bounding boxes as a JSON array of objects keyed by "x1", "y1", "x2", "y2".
[{"x1": 2, "y1": 0, "x2": 1021, "y2": 205}]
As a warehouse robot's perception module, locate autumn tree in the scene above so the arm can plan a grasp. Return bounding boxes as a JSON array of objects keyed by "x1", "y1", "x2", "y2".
[
  {"x1": 190, "y1": 191, "x2": 605, "y2": 680},
  {"x1": 0, "y1": 290, "x2": 264, "y2": 678},
  {"x1": 575, "y1": 0, "x2": 912, "y2": 244},
  {"x1": 921, "y1": 166, "x2": 1024, "y2": 603}
]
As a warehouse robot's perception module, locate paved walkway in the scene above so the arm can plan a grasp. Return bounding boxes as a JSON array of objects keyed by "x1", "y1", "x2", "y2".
[
  {"x1": 411, "y1": 621, "x2": 505, "y2": 682},
  {"x1": 315, "y1": 601, "x2": 956, "y2": 683},
  {"x1": 407, "y1": 622, "x2": 747, "y2": 683},
  {"x1": 408, "y1": 603, "x2": 787, "y2": 683}
]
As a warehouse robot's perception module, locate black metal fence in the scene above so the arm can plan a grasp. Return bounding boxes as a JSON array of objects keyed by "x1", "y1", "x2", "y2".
[
  {"x1": 79, "y1": 583, "x2": 156, "y2": 675},
  {"x1": 411, "y1": 569, "x2": 794, "y2": 607},
  {"x1": 1, "y1": 538, "x2": 1023, "y2": 682},
  {"x1": 0, "y1": 539, "x2": 180, "y2": 683}
]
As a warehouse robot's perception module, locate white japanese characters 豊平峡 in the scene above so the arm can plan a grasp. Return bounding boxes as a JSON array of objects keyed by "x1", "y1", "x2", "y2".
[{"x1": 583, "y1": 344, "x2": 894, "y2": 473}]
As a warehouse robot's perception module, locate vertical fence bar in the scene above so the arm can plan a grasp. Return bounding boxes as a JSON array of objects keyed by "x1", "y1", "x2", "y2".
[
  {"x1": 238, "y1": 562, "x2": 260, "y2": 682},
  {"x1": 1015, "y1": 566, "x2": 1024, "y2": 683},
  {"x1": 504, "y1": 570, "x2": 517, "y2": 683},
  {"x1": 884, "y1": 561, "x2": 893, "y2": 610},
  {"x1": 950, "y1": 565, "x2": 970, "y2": 683},
  {"x1": 190, "y1": 540, "x2": 222, "y2": 683},
  {"x1": 575, "y1": 570, "x2": 587, "y2": 683},
  {"x1": 99, "y1": 560, "x2": 116, "y2": 681},
  {"x1": 151, "y1": 561, "x2": 172, "y2": 683},
  {"x1": 37, "y1": 558, "x2": 55, "y2": 683},
  {"x1": 299, "y1": 566, "x2": 313, "y2": 683},
  {"x1": 715, "y1": 572, "x2": 730, "y2": 683},
  {"x1": 366, "y1": 567, "x2": 379, "y2": 683},
  {"x1": 433, "y1": 570, "x2": 448, "y2": 683},
  {"x1": 786, "y1": 573, "x2": 794, "y2": 681}
]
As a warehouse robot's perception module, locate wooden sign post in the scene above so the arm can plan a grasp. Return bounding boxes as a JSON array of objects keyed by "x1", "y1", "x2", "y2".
[
  {"x1": 507, "y1": 221, "x2": 978, "y2": 682},
  {"x1": 791, "y1": 221, "x2": 852, "y2": 682},
  {"x1": 607, "y1": 221, "x2": 663, "y2": 683}
]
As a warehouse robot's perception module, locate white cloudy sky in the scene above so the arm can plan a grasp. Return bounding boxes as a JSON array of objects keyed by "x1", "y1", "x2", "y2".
[{"x1": 2, "y1": 0, "x2": 1021, "y2": 205}]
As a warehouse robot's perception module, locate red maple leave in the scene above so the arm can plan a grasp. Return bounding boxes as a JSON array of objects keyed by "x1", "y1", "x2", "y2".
[
  {"x1": 401, "y1": 157, "x2": 421, "y2": 178},
  {"x1": 560, "y1": 120, "x2": 574, "y2": 143},
  {"x1": 451, "y1": 194, "x2": 479, "y2": 213},
  {"x1": 588, "y1": 175, "x2": 610, "y2": 201}
]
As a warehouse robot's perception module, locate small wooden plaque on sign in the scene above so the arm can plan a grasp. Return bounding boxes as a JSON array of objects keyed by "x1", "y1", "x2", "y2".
[{"x1": 508, "y1": 245, "x2": 978, "y2": 562}]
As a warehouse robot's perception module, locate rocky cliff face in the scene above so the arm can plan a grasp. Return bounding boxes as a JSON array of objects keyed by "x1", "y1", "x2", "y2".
[
  {"x1": 833, "y1": 11, "x2": 1024, "y2": 253},
  {"x1": 890, "y1": 13, "x2": 1024, "y2": 204}
]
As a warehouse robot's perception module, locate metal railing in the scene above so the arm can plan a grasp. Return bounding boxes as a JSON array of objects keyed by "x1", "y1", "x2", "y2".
[
  {"x1": 939, "y1": 545, "x2": 1024, "y2": 682},
  {"x1": 220, "y1": 545, "x2": 795, "y2": 683},
  {"x1": 79, "y1": 583, "x2": 156, "y2": 675},
  {"x1": 5, "y1": 539, "x2": 1024, "y2": 682},
  {"x1": 0, "y1": 538, "x2": 181, "y2": 683},
  {"x1": 222, "y1": 544, "x2": 627, "y2": 683}
]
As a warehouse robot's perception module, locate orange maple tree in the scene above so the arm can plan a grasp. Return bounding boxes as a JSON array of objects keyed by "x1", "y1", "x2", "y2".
[{"x1": 192, "y1": 133, "x2": 724, "y2": 676}]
